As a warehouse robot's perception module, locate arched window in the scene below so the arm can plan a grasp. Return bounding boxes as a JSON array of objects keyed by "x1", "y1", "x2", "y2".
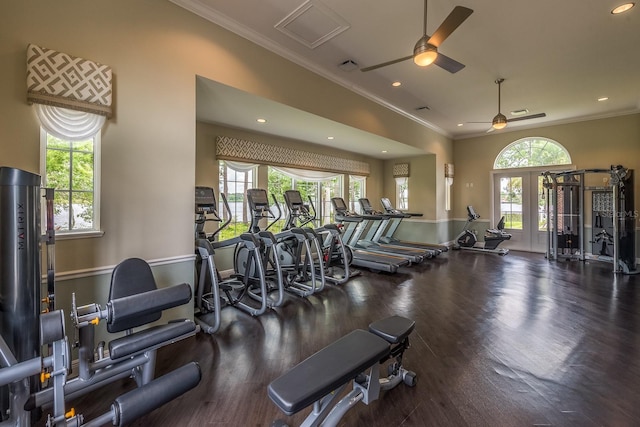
[{"x1": 494, "y1": 137, "x2": 571, "y2": 169}]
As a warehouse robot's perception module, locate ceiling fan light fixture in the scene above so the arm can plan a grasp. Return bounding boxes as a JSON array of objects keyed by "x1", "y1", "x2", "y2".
[
  {"x1": 611, "y1": 2, "x2": 635, "y2": 14},
  {"x1": 492, "y1": 113, "x2": 508, "y2": 130},
  {"x1": 413, "y1": 37, "x2": 438, "y2": 66}
]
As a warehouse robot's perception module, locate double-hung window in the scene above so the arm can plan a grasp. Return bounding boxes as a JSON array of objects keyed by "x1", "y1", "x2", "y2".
[
  {"x1": 396, "y1": 177, "x2": 409, "y2": 210},
  {"x1": 40, "y1": 129, "x2": 101, "y2": 234},
  {"x1": 349, "y1": 175, "x2": 366, "y2": 214}
]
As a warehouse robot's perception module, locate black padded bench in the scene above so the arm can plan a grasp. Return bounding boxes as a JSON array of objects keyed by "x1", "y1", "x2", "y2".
[{"x1": 268, "y1": 315, "x2": 416, "y2": 426}]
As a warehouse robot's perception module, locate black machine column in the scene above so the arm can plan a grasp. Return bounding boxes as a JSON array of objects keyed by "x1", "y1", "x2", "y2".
[{"x1": 0, "y1": 167, "x2": 42, "y2": 422}]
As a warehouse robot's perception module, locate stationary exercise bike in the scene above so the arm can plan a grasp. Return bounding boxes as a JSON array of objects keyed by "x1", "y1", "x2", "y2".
[{"x1": 453, "y1": 206, "x2": 511, "y2": 255}]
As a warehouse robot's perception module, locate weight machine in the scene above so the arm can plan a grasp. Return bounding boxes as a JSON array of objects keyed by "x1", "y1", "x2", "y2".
[
  {"x1": 1, "y1": 167, "x2": 200, "y2": 426},
  {"x1": 542, "y1": 166, "x2": 637, "y2": 274}
]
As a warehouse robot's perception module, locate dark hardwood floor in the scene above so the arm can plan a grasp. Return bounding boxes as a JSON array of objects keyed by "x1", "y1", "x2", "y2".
[{"x1": 65, "y1": 251, "x2": 640, "y2": 426}]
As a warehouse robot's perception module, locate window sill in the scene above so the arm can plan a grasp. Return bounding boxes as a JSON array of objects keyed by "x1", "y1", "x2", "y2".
[{"x1": 54, "y1": 230, "x2": 105, "y2": 240}]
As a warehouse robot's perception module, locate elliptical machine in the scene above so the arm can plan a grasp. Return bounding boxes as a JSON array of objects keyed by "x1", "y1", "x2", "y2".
[
  {"x1": 453, "y1": 206, "x2": 511, "y2": 255},
  {"x1": 239, "y1": 188, "x2": 325, "y2": 297},
  {"x1": 194, "y1": 187, "x2": 277, "y2": 334},
  {"x1": 282, "y1": 189, "x2": 356, "y2": 284}
]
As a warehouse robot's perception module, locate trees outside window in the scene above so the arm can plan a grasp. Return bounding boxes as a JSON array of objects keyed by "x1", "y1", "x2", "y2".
[
  {"x1": 349, "y1": 175, "x2": 366, "y2": 214},
  {"x1": 268, "y1": 167, "x2": 343, "y2": 227},
  {"x1": 42, "y1": 131, "x2": 99, "y2": 232},
  {"x1": 494, "y1": 137, "x2": 572, "y2": 231},
  {"x1": 395, "y1": 177, "x2": 408, "y2": 210},
  {"x1": 494, "y1": 137, "x2": 570, "y2": 169},
  {"x1": 218, "y1": 161, "x2": 256, "y2": 239}
]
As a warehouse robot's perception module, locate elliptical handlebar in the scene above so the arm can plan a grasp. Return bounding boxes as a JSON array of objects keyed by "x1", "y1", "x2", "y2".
[
  {"x1": 213, "y1": 193, "x2": 233, "y2": 240},
  {"x1": 194, "y1": 187, "x2": 236, "y2": 243},
  {"x1": 282, "y1": 190, "x2": 317, "y2": 229},
  {"x1": 266, "y1": 193, "x2": 282, "y2": 231},
  {"x1": 303, "y1": 195, "x2": 317, "y2": 226}
]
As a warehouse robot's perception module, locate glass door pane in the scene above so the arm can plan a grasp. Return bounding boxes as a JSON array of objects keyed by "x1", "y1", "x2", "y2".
[
  {"x1": 538, "y1": 176, "x2": 547, "y2": 232},
  {"x1": 499, "y1": 176, "x2": 523, "y2": 230}
]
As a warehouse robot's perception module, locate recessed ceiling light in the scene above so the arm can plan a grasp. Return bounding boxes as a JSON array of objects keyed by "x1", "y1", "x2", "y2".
[
  {"x1": 598, "y1": 97, "x2": 609, "y2": 102},
  {"x1": 381, "y1": 150, "x2": 388, "y2": 153},
  {"x1": 611, "y1": 2, "x2": 635, "y2": 14},
  {"x1": 510, "y1": 109, "x2": 529, "y2": 116},
  {"x1": 327, "y1": 136, "x2": 334, "y2": 140},
  {"x1": 457, "y1": 123, "x2": 464, "y2": 127},
  {"x1": 257, "y1": 118, "x2": 267, "y2": 123},
  {"x1": 392, "y1": 81, "x2": 402, "y2": 87}
]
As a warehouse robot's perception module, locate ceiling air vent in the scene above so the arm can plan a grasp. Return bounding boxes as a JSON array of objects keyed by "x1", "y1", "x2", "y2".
[{"x1": 275, "y1": 0, "x2": 350, "y2": 49}]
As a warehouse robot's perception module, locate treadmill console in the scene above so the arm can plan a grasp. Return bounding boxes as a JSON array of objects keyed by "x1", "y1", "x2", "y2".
[
  {"x1": 358, "y1": 198, "x2": 375, "y2": 214},
  {"x1": 380, "y1": 197, "x2": 399, "y2": 214},
  {"x1": 331, "y1": 197, "x2": 347, "y2": 212}
]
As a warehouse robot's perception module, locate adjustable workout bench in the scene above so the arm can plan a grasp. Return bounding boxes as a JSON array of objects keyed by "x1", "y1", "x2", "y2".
[{"x1": 268, "y1": 315, "x2": 416, "y2": 427}]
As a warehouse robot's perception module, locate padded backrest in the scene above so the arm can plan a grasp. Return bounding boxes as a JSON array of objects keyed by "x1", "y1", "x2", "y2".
[
  {"x1": 496, "y1": 216, "x2": 505, "y2": 230},
  {"x1": 108, "y1": 258, "x2": 161, "y2": 332}
]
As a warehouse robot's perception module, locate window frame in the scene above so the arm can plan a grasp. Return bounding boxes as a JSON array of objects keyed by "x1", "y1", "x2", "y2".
[
  {"x1": 494, "y1": 137, "x2": 571, "y2": 169},
  {"x1": 349, "y1": 175, "x2": 367, "y2": 214},
  {"x1": 395, "y1": 177, "x2": 409, "y2": 210},
  {"x1": 267, "y1": 166, "x2": 343, "y2": 227},
  {"x1": 218, "y1": 160, "x2": 257, "y2": 240},
  {"x1": 39, "y1": 128, "x2": 103, "y2": 239}
]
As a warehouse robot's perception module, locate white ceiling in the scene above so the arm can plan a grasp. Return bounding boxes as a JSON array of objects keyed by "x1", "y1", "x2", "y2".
[{"x1": 178, "y1": 0, "x2": 640, "y2": 158}]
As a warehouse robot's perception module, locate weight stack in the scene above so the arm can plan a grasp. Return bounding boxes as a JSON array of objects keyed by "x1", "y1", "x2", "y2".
[{"x1": 0, "y1": 167, "x2": 42, "y2": 423}]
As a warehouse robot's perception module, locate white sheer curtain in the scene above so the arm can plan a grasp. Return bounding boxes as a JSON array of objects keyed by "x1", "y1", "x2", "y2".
[
  {"x1": 445, "y1": 177, "x2": 453, "y2": 211},
  {"x1": 445, "y1": 163, "x2": 454, "y2": 211},
  {"x1": 395, "y1": 177, "x2": 408, "y2": 210},
  {"x1": 223, "y1": 160, "x2": 259, "y2": 172},
  {"x1": 35, "y1": 104, "x2": 105, "y2": 140},
  {"x1": 270, "y1": 165, "x2": 341, "y2": 182}
]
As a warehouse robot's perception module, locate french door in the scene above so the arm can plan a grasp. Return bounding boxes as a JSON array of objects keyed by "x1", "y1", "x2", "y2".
[{"x1": 492, "y1": 170, "x2": 548, "y2": 253}]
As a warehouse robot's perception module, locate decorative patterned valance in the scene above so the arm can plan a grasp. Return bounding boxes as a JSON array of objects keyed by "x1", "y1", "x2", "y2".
[
  {"x1": 216, "y1": 136, "x2": 370, "y2": 176},
  {"x1": 393, "y1": 163, "x2": 410, "y2": 178},
  {"x1": 445, "y1": 163, "x2": 454, "y2": 178},
  {"x1": 26, "y1": 44, "x2": 113, "y2": 117}
]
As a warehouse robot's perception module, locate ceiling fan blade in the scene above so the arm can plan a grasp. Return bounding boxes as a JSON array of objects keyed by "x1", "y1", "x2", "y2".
[
  {"x1": 428, "y1": 6, "x2": 473, "y2": 47},
  {"x1": 433, "y1": 52, "x2": 465, "y2": 73},
  {"x1": 360, "y1": 55, "x2": 413, "y2": 72},
  {"x1": 507, "y1": 112, "x2": 547, "y2": 123}
]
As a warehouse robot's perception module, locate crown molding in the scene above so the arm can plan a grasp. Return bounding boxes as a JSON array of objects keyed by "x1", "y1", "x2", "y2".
[{"x1": 170, "y1": 0, "x2": 450, "y2": 138}]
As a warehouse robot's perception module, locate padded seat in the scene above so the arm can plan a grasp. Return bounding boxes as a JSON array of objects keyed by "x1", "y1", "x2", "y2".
[
  {"x1": 268, "y1": 329, "x2": 390, "y2": 415},
  {"x1": 368, "y1": 315, "x2": 415, "y2": 344}
]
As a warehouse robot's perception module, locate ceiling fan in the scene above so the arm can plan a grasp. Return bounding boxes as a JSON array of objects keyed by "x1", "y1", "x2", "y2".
[
  {"x1": 478, "y1": 78, "x2": 547, "y2": 132},
  {"x1": 360, "y1": 0, "x2": 473, "y2": 73}
]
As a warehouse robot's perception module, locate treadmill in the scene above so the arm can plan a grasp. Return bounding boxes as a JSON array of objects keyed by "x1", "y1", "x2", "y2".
[
  {"x1": 358, "y1": 198, "x2": 440, "y2": 258},
  {"x1": 379, "y1": 197, "x2": 449, "y2": 253},
  {"x1": 336, "y1": 199, "x2": 428, "y2": 264},
  {"x1": 331, "y1": 197, "x2": 409, "y2": 273}
]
